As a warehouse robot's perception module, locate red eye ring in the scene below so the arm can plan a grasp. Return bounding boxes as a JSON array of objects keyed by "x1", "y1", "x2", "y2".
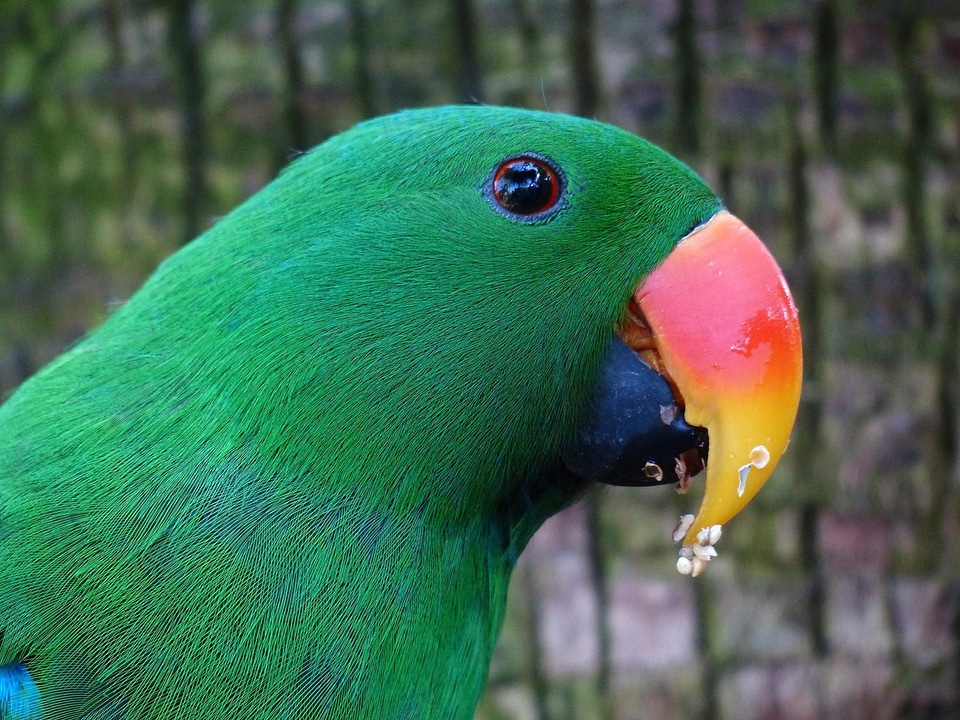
[{"x1": 489, "y1": 154, "x2": 563, "y2": 219}]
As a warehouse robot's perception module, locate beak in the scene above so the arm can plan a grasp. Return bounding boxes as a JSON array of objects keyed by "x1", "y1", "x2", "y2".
[
  {"x1": 632, "y1": 210, "x2": 802, "y2": 546},
  {"x1": 561, "y1": 335, "x2": 708, "y2": 488}
]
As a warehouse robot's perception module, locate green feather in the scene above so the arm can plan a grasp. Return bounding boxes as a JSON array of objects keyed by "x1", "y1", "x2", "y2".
[{"x1": 0, "y1": 105, "x2": 720, "y2": 719}]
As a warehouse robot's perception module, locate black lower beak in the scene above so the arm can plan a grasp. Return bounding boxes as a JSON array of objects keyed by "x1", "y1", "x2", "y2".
[{"x1": 561, "y1": 336, "x2": 708, "y2": 487}]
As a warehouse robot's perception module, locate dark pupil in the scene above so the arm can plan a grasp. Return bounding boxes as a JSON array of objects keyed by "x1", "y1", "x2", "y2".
[{"x1": 494, "y1": 161, "x2": 554, "y2": 215}]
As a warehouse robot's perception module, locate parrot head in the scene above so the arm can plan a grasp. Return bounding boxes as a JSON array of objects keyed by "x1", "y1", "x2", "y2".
[
  {"x1": 0, "y1": 105, "x2": 801, "y2": 719},
  {"x1": 221, "y1": 105, "x2": 801, "y2": 556}
]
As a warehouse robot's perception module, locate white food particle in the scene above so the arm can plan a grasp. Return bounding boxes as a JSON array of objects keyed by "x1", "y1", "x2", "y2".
[
  {"x1": 692, "y1": 544, "x2": 717, "y2": 559},
  {"x1": 675, "y1": 523, "x2": 724, "y2": 577},
  {"x1": 672, "y1": 514, "x2": 695, "y2": 543},
  {"x1": 707, "y1": 524, "x2": 722, "y2": 545},
  {"x1": 660, "y1": 404, "x2": 679, "y2": 425},
  {"x1": 749, "y1": 445, "x2": 770, "y2": 468},
  {"x1": 738, "y1": 444, "x2": 771, "y2": 497},
  {"x1": 737, "y1": 463, "x2": 751, "y2": 497},
  {"x1": 644, "y1": 461, "x2": 664, "y2": 482}
]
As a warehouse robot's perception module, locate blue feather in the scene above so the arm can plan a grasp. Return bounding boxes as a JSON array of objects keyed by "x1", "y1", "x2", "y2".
[{"x1": 0, "y1": 663, "x2": 40, "y2": 720}]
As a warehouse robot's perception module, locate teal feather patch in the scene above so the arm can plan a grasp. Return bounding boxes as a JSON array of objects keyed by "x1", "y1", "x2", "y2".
[{"x1": 0, "y1": 663, "x2": 40, "y2": 720}]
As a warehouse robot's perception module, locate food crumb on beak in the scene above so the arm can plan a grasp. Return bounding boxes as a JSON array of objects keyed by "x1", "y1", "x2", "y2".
[
  {"x1": 749, "y1": 445, "x2": 770, "y2": 468},
  {"x1": 659, "y1": 404, "x2": 679, "y2": 424},
  {"x1": 675, "y1": 519, "x2": 723, "y2": 577},
  {"x1": 672, "y1": 514, "x2": 695, "y2": 543},
  {"x1": 643, "y1": 461, "x2": 664, "y2": 482},
  {"x1": 737, "y1": 444, "x2": 771, "y2": 497}
]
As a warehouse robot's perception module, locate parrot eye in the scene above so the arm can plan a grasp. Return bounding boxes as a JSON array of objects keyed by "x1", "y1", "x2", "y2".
[{"x1": 488, "y1": 154, "x2": 563, "y2": 220}]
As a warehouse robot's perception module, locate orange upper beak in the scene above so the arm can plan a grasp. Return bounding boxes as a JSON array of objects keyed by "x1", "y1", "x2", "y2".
[{"x1": 634, "y1": 211, "x2": 802, "y2": 546}]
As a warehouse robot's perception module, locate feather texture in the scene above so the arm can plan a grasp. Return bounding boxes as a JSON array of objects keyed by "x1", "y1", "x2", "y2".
[{"x1": 0, "y1": 106, "x2": 720, "y2": 719}]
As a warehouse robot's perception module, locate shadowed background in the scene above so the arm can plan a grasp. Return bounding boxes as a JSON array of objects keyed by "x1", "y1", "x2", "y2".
[{"x1": 1, "y1": 1, "x2": 959, "y2": 718}]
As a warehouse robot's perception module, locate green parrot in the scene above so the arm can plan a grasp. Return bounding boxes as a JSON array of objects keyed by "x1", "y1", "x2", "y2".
[{"x1": 0, "y1": 106, "x2": 801, "y2": 719}]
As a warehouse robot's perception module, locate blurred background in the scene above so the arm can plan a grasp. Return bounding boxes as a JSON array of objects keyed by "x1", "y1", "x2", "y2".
[{"x1": 1, "y1": 1, "x2": 959, "y2": 718}]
